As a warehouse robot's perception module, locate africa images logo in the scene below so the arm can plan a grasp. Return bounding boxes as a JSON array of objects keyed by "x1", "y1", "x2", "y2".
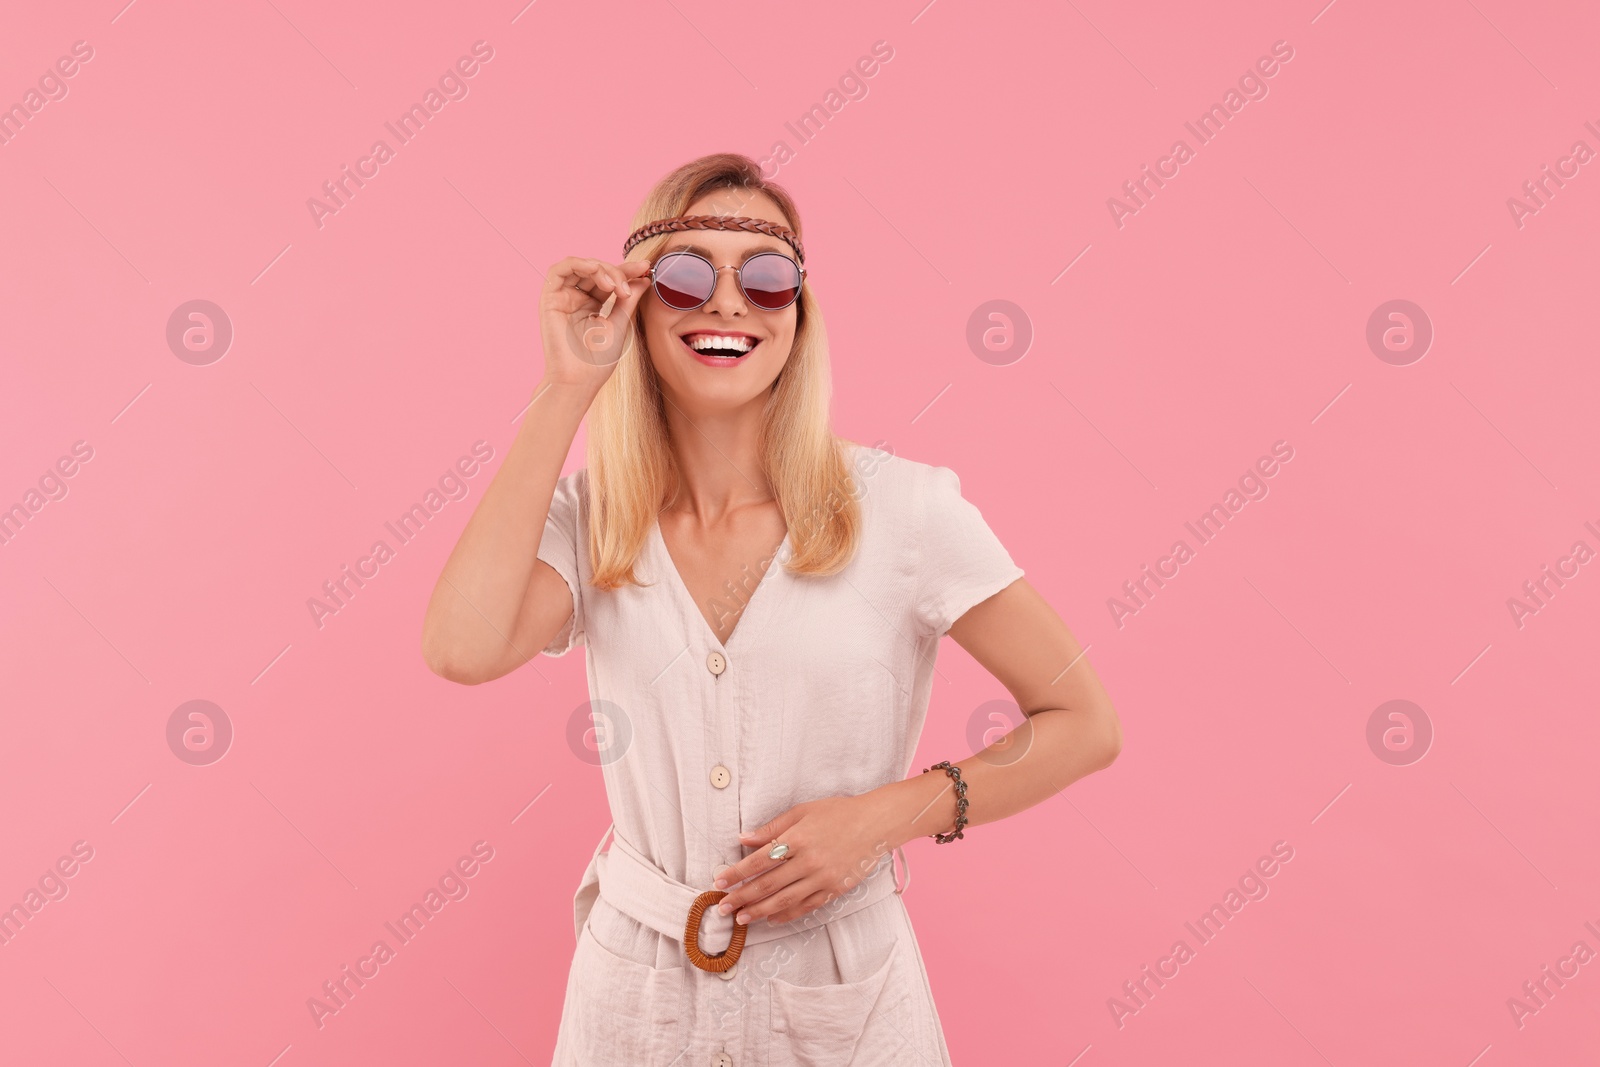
[
  {"x1": 305, "y1": 41, "x2": 495, "y2": 229},
  {"x1": 1106, "y1": 40, "x2": 1296, "y2": 229},
  {"x1": 1107, "y1": 440, "x2": 1295, "y2": 628}
]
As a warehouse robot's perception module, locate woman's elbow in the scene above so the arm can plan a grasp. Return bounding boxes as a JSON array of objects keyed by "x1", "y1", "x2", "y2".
[
  {"x1": 1097, "y1": 705, "x2": 1123, "y2": 767},
  {"x1": 421, "y1": 631, "x2": 488, "y2": 686}
]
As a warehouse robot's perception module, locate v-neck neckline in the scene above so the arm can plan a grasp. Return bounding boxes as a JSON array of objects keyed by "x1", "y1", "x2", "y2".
[{"x1": 650, "y1": 518, "x2": 790, "y2": 652}]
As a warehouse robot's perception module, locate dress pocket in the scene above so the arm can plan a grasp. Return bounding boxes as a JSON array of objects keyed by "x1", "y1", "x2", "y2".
[
  {"x1": 564, "y1": 922, "x2": 683, "y2": 1066},
  {"x1": 768, "y1": 940, "x2": 907, "y2": 1066}
]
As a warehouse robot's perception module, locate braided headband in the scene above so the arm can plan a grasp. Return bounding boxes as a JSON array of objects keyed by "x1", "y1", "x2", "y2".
[{"x1": 623, "y1": 215, "x2": 806, "y2": 264}]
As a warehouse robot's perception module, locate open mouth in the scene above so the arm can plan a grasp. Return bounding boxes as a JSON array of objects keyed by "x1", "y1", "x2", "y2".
[{"x1": 680, "y1": 332, "x2": 760, "y2": 362}]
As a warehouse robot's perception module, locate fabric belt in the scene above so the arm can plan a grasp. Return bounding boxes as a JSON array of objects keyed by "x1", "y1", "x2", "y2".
[{"x1": 574, "y1": 824, "x2": 910, "y2": 958}]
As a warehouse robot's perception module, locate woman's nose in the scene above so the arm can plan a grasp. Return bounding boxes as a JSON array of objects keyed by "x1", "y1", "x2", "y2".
[{"x1": 704, "y1": 265, "x2": 747, "y2": 314}]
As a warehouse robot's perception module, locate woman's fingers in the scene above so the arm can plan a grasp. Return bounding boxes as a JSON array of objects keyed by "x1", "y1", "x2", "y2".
[
  {"x1": 610, "y1": 263, "x2": 636, "y2": 295},
  {"x1": 730, "y1": 873, "x2": 822, "y2": 926},
  {"x1": 595, "y1": 262, "x2": 653, "y2": 320},
  {"x1": 536, "y1": 256, "x2": 655, "y2": 385},
  {"x1": 547, "y1": 256, "x2": 652, "y2": 302},
  {"x1": 716, "y1": 853, "x2": 809, "y2": 918},
  {"x1": 601, "y1": 263, "x2": 651, "y2": 311},
  {"x1": 546, "y1": 258, "x2": 624, "y2": 304},
  {"x1": 714, "y1": 831, "x2": 805, "y2": 896},
  {"x1": 589, "y1": 260, "x2": 636, "y2": 297},
  {"x1": 714, "y1": 805, "x2": 815, "y2": 919},
  {"x1": 545, "y1": 257, "x2": 598, "y2": 293},
  {"x1": 767, "y1": 888, "x2": 834, "y2": 926},
  {"x1": 738, "y1": 807, "x2": 802, "y2": 850},
  {"x1": 537, "y1": 256, "x2": 654, "y2": 370}
]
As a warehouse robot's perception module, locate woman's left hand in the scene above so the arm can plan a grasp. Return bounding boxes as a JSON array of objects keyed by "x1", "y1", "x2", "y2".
[{"x1": 712, "y1": 793, "x2": 897, "y2": 927}]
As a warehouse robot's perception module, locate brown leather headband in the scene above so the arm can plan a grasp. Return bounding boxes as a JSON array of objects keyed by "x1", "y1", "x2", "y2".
[{"x1": 624, "y1": 214, "x2": 806, "y2": 264}]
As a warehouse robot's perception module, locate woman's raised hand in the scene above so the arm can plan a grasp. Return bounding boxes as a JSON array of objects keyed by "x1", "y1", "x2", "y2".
[{"x1": 539, "y1": 257, "x2": 655, "y2": 389}]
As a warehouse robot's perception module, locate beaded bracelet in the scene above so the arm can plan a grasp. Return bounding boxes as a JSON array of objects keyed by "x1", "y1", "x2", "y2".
[{"x1": 921, "y1": 760, "x2": 968, "y2": 843}]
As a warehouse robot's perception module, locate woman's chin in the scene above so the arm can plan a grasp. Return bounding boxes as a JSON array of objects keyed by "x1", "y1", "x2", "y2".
[{"x1": 659, "y1": 369, "x2": 782, "y2": 413}]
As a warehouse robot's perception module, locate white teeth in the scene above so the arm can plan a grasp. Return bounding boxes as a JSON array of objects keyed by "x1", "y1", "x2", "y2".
[{"x1": 686, "y1": 335, "x2": 754, "y2": 355}]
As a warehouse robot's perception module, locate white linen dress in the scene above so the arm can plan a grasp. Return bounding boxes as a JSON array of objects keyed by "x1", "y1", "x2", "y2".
[{"x1": 538, "y1": 443, "x2": 1025, "y2": 1067}]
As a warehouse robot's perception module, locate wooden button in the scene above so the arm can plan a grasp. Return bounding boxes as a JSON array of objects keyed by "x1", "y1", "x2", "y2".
[
  {"x1": 710, "y1": 765, "x2": 731, "y2": 789},
  {"x1": 707, "y1": 651, "x2": 727, "y2": 675}
]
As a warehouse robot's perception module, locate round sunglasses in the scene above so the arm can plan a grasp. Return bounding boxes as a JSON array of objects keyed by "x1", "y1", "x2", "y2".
[{"x1": 650, "y1": 250, "x2": 806, "y2": 312}]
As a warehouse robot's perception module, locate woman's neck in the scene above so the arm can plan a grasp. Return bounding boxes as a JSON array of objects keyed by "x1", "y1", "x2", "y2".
[{"x1": 660, "y1": 390, "x2": 774, "y2": 519}]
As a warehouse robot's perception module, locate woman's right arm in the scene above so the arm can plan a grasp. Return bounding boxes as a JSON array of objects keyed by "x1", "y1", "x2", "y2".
[{"x1": 420, "y1": 256, "x2": 652, "y2": 685}]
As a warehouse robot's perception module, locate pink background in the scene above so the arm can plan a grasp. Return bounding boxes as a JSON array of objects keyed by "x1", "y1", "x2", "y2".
[{"x1": 3, "y1": 0, "x2": 1598, "y2": 1063}]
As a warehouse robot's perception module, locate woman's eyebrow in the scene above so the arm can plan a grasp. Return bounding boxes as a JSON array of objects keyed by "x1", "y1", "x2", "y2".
[{"x1": 661, "y1": 241, "x2": 786, "y2": 262}]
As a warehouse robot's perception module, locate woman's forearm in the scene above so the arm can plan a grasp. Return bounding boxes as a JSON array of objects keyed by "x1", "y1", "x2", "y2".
[
  {"x1": 420, "y1": 378, "x2": 597, "y2": 678},
  {"x1": 870, "y1": 704, "x2": 1121, "y2": 852}
]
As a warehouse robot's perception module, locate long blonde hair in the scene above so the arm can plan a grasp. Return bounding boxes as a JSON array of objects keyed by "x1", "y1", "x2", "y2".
[{"x1": 586, "y1": 153, "x2": 862, "y2": 590}]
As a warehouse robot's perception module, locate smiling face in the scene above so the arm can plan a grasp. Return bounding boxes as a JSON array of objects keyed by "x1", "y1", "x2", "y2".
[{"x1": 638, "y1": 188, "x2": 802, "y2": 417}]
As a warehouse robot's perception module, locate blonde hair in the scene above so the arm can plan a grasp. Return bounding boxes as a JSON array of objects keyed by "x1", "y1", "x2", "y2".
[{"x1": 585, "y1": 153, "x2": 862, "y2": 590}]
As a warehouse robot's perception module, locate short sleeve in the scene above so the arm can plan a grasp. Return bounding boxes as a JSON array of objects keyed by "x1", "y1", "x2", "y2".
[
  {"x1": 535, "y1": 471, "x2": 586, "y2": 656},
  {"x1": 913, "y1": 464, "x2": 1025, "y2": 636}
]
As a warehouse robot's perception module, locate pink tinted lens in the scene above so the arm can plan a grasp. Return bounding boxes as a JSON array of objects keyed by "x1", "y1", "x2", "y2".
[
  {"x1": 653, "y1": 252, "x2": 716, "y2": 309},
  {"x1": 740, "y1": 253, "x2": 801, "y2": 309}
]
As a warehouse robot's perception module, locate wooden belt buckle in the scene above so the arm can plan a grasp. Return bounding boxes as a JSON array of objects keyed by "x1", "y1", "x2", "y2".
[{"x1": 684, "y1": 889, "x2": 746, "y2": 972}]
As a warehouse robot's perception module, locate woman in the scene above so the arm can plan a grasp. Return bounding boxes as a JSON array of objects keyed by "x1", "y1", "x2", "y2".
[{"x1": 421, "y1": 153, "x2": 1122, "y2": 1066}]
